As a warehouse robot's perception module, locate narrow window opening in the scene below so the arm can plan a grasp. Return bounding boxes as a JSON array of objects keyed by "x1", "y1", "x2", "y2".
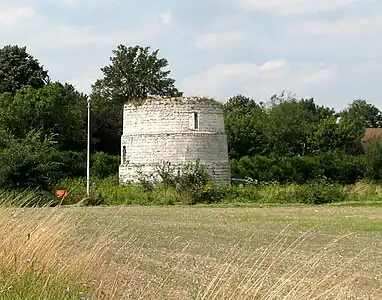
[
  {"x1": 193, "y1": 112, "x2": 199, "y2": 130},
  {"x1": 122, "y1": 145, "x2": 126, "y2": 163}
]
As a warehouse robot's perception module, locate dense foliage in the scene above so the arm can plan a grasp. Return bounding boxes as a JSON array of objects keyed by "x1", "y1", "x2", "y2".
[
  {"x1": 90, "y1": 44, "x2": 182, "y2": 154},
  {"x1": 0, "y1": 43, "x2": 382, "y2": 205},
  {"x1": 0, "y1": 45, "x2": 50, "y2": 94}
]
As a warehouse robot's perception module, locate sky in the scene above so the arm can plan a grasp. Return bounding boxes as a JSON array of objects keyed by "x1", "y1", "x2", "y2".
[{"x1": 0, "y1": 0, "x2": 381, "y2": 111}]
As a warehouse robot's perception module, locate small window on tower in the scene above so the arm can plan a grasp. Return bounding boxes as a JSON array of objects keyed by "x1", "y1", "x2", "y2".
[
  {"x1": 193, "y1": 112, "x2": 199, "y2": 130},
  {"x1": 122, "y1": 146, "x2": 126, "y2": 163}
]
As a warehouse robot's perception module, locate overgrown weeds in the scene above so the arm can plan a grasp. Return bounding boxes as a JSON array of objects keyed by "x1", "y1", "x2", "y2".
[{"x1": 50, "y1": 177, "x2": 382, "y2": 207}]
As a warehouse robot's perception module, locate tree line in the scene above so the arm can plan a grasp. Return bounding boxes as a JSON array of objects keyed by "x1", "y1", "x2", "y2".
[{"x1": 0, "y1": 44, "x2": 381, "y2": 191}]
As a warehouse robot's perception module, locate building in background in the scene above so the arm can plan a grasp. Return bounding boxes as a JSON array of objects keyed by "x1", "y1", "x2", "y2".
[{"x1": 119, "y1": 97, "x2": 231, "y2": 184}]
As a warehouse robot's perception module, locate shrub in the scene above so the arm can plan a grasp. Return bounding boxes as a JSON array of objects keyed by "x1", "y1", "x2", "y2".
[
  {"x1": 364, "y1": 141, "x2": 382, "y2": 181},
  {"x1": 135, "y1": 159, "x2": 229, "y2": 205},
  {"x1": 295, "y1": 182, "x2": 346, "y2": 204},
  {"x1": 53, "y1": 176, "x2": 382, "y2": 206},
  {"x1": 317, "y1": 151, "x2": 364, "y2": 184},
  {"x1": 223, "y1": 185, "x2": 262, "y2": 203},
  {"x1": 0, "y1": 130, "x2": 60, "y2": 190},
  {"x1": 150, "y1": 184, "x2": 178, "y2": 205},
  {"x1": 231, "y1": 152, "x2": 364, "y2": 185},
  {"x1": 256, "y1": 182, "x2": 299, "y2": 204},
  {"x1": 91, "y1": 152, "x2": 119, "y2": 178},
  {"x1": 164, "y1": 159, "x2": 229, "y2": 204},
  {"x1": 50, "y1": 151, "x2": 86, "y2": 180},
  {"x1": 178, "y1": 181, "x2": 229, "y2": 205}
]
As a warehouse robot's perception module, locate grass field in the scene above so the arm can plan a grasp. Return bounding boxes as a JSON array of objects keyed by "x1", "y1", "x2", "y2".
[{"x1": 1, "y1": 205, "x2": 381, "y2": 299}]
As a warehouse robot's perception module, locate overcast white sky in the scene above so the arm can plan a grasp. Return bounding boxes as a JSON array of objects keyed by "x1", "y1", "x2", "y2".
[{"x1": 1, "y1": 0, "x2": 381, "y2": 110}]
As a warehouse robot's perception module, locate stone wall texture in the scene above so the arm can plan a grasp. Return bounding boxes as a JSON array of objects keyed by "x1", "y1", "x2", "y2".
[{"x1": 119, "y1": 97, "x2": 231, "y2": 184}]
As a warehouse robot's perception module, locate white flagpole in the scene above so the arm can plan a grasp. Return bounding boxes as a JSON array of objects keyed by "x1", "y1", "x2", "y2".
[{"x1": 86, "y1": 98, "x2": 91, "y2": 197}]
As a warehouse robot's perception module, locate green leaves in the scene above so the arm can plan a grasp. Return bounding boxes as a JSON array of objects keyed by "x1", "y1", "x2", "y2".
[
  {"x1": 364, "y1": 141, "x2": 382, "y2": 180},
  {"x1": 90, "y1": 44, "x2": 182, "y2": 154},
  {"x1": 92, "y1": 44, "x2": 182, "y2": 103},
  {"x1": 341, "y1": 99, "x2": 382, "y2": 129},
  {"x1": 0, "y1": 82, "x2": 87, "y2": 151},
  {"x1": 224, "y1": 94, "x2": 341, "y2": 157},
  {"x1": 223, "y1": 93, "x2": 382, "y2": 159},
  {"x1": 339, "y1": 99, "x2": 382, "y2": 146},
  {"x1": 224, "y1": 95, "x2": 270, "y2": 158},
  {"x1": 308, "y1": 117, "x2": 352, "y2": 153},
  {"x1": 0, "y1": 130, "x2": 60, "y2": 190},
  {"x1": 0, "y1": 45, "x2": 49, "y2": 94}
]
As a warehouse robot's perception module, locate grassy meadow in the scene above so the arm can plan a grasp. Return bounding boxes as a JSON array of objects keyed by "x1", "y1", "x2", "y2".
[{"x1": 0, "y1": 204, "x2": 381, "y2": 299}]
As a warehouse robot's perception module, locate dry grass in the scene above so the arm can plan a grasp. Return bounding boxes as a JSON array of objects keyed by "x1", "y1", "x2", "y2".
[
  {"x1": 345, "y1": 181, "x2": 382, "y2": 196},
  {"x1": 0, "y1": 205, "x2": 381, "y2": 299},
  {"x1": 0, "y1": 206, "x2": 123, "y2": 299}
]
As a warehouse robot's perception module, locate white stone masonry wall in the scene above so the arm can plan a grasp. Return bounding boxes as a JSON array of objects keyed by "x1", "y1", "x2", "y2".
[{"x1": 119, "y1": 97, "x2": 231, "y2": 184}]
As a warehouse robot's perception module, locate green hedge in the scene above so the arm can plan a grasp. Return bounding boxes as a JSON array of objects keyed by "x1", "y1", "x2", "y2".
[{"x1": 231, "y1": 151, "x2": 365, "y2": 184}]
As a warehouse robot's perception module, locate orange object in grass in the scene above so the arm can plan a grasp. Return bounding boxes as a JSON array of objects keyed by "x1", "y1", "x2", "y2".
[{"x1": 56, "y1": 189, "x2": 68, "y2": 198}]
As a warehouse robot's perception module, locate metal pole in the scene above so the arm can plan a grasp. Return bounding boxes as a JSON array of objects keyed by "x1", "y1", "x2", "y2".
[{"x1": 86, "y1": 98, "x2": 91, "y2": 197}]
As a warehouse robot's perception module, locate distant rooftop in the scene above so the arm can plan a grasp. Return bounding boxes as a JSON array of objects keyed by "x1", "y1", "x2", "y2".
[{"x1": 361, "y1": 128, "x2": 382, "y2": 143}]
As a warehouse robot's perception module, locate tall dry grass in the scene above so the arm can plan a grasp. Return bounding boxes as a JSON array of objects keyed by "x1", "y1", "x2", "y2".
[
  {"x1": 0, "y1": 195, "x2": 379, "y2": 299},
  {"x1": 0, "y1": 203, "x2": 126, "y2": 299},
  {"x1": 195, "y1": 224, "x2": 379, "y2": 300}
]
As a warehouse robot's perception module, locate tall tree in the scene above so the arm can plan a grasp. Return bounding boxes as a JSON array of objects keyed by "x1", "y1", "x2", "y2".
[
  {"x1": 92, "y1": 44, "x2": 182, "y2": 103},
  {"x1": 308, "y1": 117, "x2": 357, "y2": 153},
  {"x1": 0, "y1": 45, "x2": 49, "y2": 94},
  {"x1": 90, "y1": 44, "x2": 182, "y2": 154},
  {"x1": 340, "y1": 99, "x2": 382, "y2": 132},
  {"x1": 266, "y1": 94, "x2": 335, "y2": 156},
  {"x1": 0, "y1": 82, "x2": 87, "y2": 151},
  {"x1": 223, "y1": 95, "x2": 269, "y2": 158},
  {"x1": 335, "y1": 100, "x2": 382, "y2": 152},
  {"x1": 223, "y1": 94, "x2": 262, "y2": 115}
]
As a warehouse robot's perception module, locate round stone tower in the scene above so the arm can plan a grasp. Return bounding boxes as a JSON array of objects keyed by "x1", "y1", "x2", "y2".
[{"x1": 119, "y1": 96, "x2": 231, "y2": 184}]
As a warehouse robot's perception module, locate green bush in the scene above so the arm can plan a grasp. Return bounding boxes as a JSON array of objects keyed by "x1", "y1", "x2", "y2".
[
  {"x1": 174, "y1": 159, "x2": 213, "y2": 204},
  {"x1": 222, "y1": 185, "x2": 262, "y2": 203},
  {"x1": 178, "y1": 181, "x2": 229, "y2": 205},
  {"x1": 0, "y1": 130, "x2": 60, "y2": 190},
  {"x1": 231, "y1": 152, "x2": 364, "y2": 185},
  {"x1": 149, "y1": 184, "x2": 178, "y2": 205},
  {"x1": 55, "y1": 171, "x2": 230, "y2": 206},
  {"x1": 364, "y1": 141, "x2": 382, "y2": 181},
  {"x1": 316, "y1": 151, "x2": 364, "y2": 184},
  {"x1": 50, "y1": 151, "x2": 86, "y2": 180},
  {"x1": 91, "y1": 152, "x2": 119, "y2": 178},
  {"x1": 221, "y1": 182, "x2": 347, "y2": 205},
  {"x1": 134, "y1": 159, "x2": 230, "y2": 205},
  {"x1": 295, "y1": 182, "x2": 346, "y2": 204},
  {"x1": 258, "y1": 183, "x2": 300, "y2": 204}
]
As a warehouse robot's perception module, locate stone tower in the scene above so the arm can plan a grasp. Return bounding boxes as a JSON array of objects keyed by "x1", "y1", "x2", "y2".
[{"x1": 119, "y1": 97, "x2": 231, "y2": 184}]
